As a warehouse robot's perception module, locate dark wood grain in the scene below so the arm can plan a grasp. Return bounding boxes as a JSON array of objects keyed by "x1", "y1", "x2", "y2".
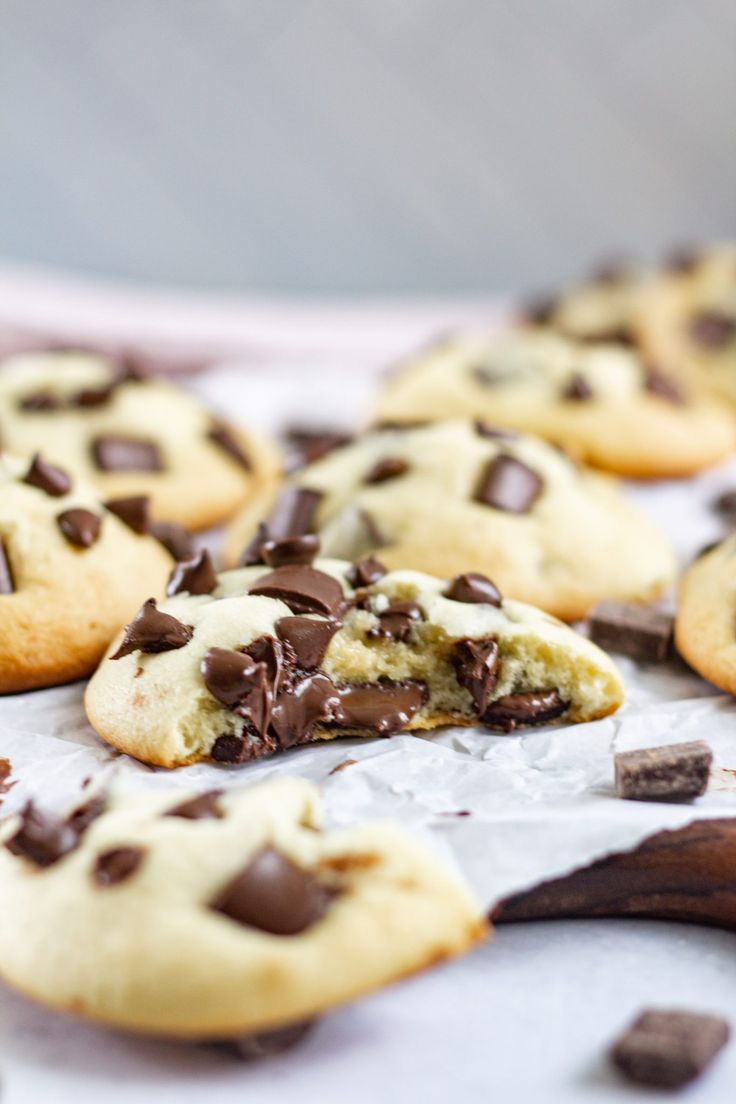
[{"x1": 492, "y1": 819, "x2": 736, "y2": 930}]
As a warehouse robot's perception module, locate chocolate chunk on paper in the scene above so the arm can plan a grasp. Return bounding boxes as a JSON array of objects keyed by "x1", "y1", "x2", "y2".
[
  {"x1": 249, "y1": 565, "x2": 344, "y2": 617},
  {"x1": 110, "y1": 598, "x2": 193, "y2": 660},
  {"x1": 91, "y1": 435, "x2": 164, "y2": 472},
  {"x1": 474, "y1": 455, "x2": 543, "y2": 513},
  {"x1": 614, "y1": 740, "x2": 712, "y2": 802},
  {"x1": 105, "y1": 495, "x2": 151, "y2": 535},
  {"x1": 445, "y1": 572, "x2": 502, "y2": 607},
  {"x1": 23, "y1": 453, "x2": 71, "y2": 497},
  {"x1": 212, "y1": 846, "x2": 332, "y2": 935},
  {"x1": 587, "y1": 600, "x2": 673, "y2": 662},
  {"x1": 57, "y1": 508, "x2": 102, "y2": 548},
  {"x1": 611, "y1": 1009, "x2": 730, "y2": 1089},
  {"x1": 167, "y1": 549, "x2": 217, "y2": 596},
  {"x1": 0, "y1": 537, "x2": 14, "y2": 594}
]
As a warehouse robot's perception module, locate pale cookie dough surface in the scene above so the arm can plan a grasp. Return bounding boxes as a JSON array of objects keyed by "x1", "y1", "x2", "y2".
[
  {"x1": 675, "y1": 535, "x2": 736, "y2": 694},
  {"x1": 0, "y1": 777, "x2": 486, "y2": 1037},
  {"x1": 375, "y1": 329, "x2": 735, "y2": 477},
  {"x1": 85, "y1": 556, "x2": 624, "y2": 768},
  {"x1": 522, "y1": 261, "x2": 645, "y2": 345},
  {"x1": 636, "y1": 244, "x2": 736, "y2": 406},
  {"x1": 0, "y1": 350, "x2": 281, "y2": 529},
  {"x1": 0, "y1": 453, "x2": 173, "y2": 692},
  {"x1": 222, "y1": 421, "x2": 676, "y2": 620}
]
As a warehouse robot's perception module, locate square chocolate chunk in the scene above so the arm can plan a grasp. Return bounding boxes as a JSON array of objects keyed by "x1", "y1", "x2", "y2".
[
  {"x1": 587, "y1": 600, "x2": 673, "y2": 662},
  {"x1": 614, "y1": 740, "x2": 712, "y2": 802},
  {"x1": 611, "y1": 1009, "x2": 729, "y2": 1089}
]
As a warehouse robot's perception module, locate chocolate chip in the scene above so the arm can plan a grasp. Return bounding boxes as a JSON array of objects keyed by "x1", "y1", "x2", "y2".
[
  {"x1": 367, "y1": 601, "x2": 423, "y2": 643},
  {"x1": 91, "y1": 436, "x2": 164, "y2": 472},
  {"x1": 284, "y1": 426, "x2": 352, "y2": 470},
  {"x1": 445, "y1": 572, "x2": 502, "y2": 606},
  {"x1": 23, "y1": 453, "x2": 71, "y2": 497},
  {"x1": 201, "y1": 647, "x2": 272, "y2": 735},
  {"x1": 364, "y1": 457, "x2": 409, "y2": 484},
  {"x1": 580, "y1": 326, "x2": 634, "y2": 346},
  {"x1": 714, "y1": 489, "x2": 736, "y2": 516},
  {"x1": 587, "y1": 600, "x2": 673, "y2": 662},
  {"x1": 242, "y1": 635, "x2": 286, "y2": 691},
  {"x1": 71, "y1": 383, "x2": 115, "y2": 408},
  {"x1": 474, "y1": 455, "x2": 543, "y2": 513},
  {"x1": 104, "y1": 495, "x2": 151, "y2": 535},
  {"x1": 239, "y1": 489, "x2": 324, "y2": 566},
  {"x1": 346, "y1": 556, "x2": 388, "y2": 587},
  {"x1": 66, "y1": 793, "x2": 107, "y2": 836},
  {"x1": 216, "y1": 1021, "x2": 315, "y2": 1060},
  {"x1": 166, "y1": 790, "x2": 224, "y2": 820},
  {"x1": 561, "y1": 373, "x2": 593, "y2": 401},
  {"x1": 452, "y1": 638, "x2": 499, "y2": 714},
  {"x1": 212, "y1": 846, "x2": 332, "y2": 935},
  {"x1": 0, "y1": 538, "x2": 14, "y2": 594},
  {"x1": 482, "y1": 690, "x2": 567, "y2": 730},
  {"x1": 611, "y1": 1009, "x2": 729, "y2": 1089},
  {"x1": 689, "y1": 310, "x2": 736, "y2": 349},
  {"x1": 644, "y1": 368, "x2": 684, "y2": 404},
  {"x1": 149, "y1": 521, "x2": 196, "y2": 561},
  {"x1": 262, "y1": 534, "x2": 320, "y2": 568},
  {"x1": 110, "y1": 598, "x2": 193, "y2": 660},
  {"x1": 614, "y1": 740, "x2": 712, "y2": 802},
  {"x1": 211, "y1": 733, "x2": 249, "y2": 763},
  {"x1": 520, "y1": 293, "x2": 558, "y2": 325},
  {"x1": 93, "y1": 846, "x2": 145, "y2": 886},
  {"x1": 208, "y1": 422, "x2": 252, "y2": 470},
  {"x1": 474, "y1": 420, "x2": 519, "y2": 441},
  {"x1": 167, "y1": 549, "x2": 217, "y2": 596},
  {"x1": 4, "y1": 802, "x2": 78, "y2": 867},
  {"x1": 249, "y1": 565, "x2": 344, "y2": 617},
  {"x1": 590, "y1": 257, "x2": 631, "y2": 284},
  {"x1": 57, "y1": 508, "x2": 102, "y2": 548},
  {"x1": 336, "y1": 679, "x2": 427, "y2": 735},
  {"x1": 19, "y1": 390, "x2": 61, "y2": 412},
  {"x1": 271, "y1": 672, "x2": 342, "y2": 748},
  {"x1": 664, "y1": 245, "x2": 703, "y2": 273},
  {"x1": 275, "y1": 616, "x2": 340, "y2": 668},
  {"x1": 471, "y1": 366, "x2": 506, "y2": 387}
]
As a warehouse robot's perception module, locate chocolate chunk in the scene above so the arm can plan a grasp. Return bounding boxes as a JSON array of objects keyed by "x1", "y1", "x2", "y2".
[
  {"x1": 212, "y1": 846, "x2": 332, "y2": 935},
  {"x1": 201, "y1": 647, "x2": 273, "y2": 734},
  {"x1": 714, "y1": 489, "x2": 736, "y2": 516},
  {"x1": 367, "y1": 600, "x2": 423, "y2": 643},
  {"x1": 208, "y1": 422, "x2": 252, "y2": 470},
  {"x1": 590, "y1": 257, "x2": 631, "y2": 284},
  {"x1": 452, "y1": 638, "x2": 499, "y2": 714},
  {"x1": 364, "y1": 457, "x2": 409, "y2": 484},
  {"x1": 23, "y1": 453, "x2": 71, "y2": 497},
  {"x1": 57, "y1": 508, "x2": 102, "y2": 548},
  {"x1": 284, "y1": 426, "x2": 352, "y2": 470},
  {"x1": 110, "y1": 598, "x2": 193, "y2": 660},
  {"x1": 167, "y1": 549, "x2": 217, "y2": 596},
  {"x1": 611, "y1": 1009, "x2": 729, "y2": 1089},
  {"x1": 580, "y1": 325, "x2": 634, "y2": 346},
  {"x1": 0, "y1": 537, "x2": 14, "y2": 594},
  {"x1": 614, "y1": 740, "x2": 712, "y2": 802},
  {"x1": 474, "y1": 455, "x2": 543, "y2": 513},
  {"x1": 520, "y1": 294, "x2": 558, "y2": 325},
  {"x1": 482, "y1": 690, "x2": 567, "y2": 730},
  {"x1": 238, "y1": 522, "x2": 270, "y2": 567},
  {"x1": 644, "y1": 368, "x2": 684, "y2": 404},
  {"x1": 249, "y1": 565, "x2": 344, "y2": 617},
  {"x1": 474, "y1": 420, "x2": 519, "y2": 441},
  {"x1": 166, "y1": 790, "x2": 224, "y2": 820},
  {"x1": 217, "y1": 1020, "x2": 315, "y2": 1060},
  {"x1": 336, "y1": 680, "x2": 427, "y2": 735},
  {"x1": 268, "y1": 488, "x2": 323, "y2": 541},
  {"x1": 93, "y1": 846, "x2": 145, "y2": 886},
  {"x1": 211, "y1": 733, "x2": 249, "y2": 763},
  {"x1": 562, "y1": 373, "x2": 593, "y2": 401},
  {"x1": 346, "y1": 556, "x2": 388, "y2": 587},
  {"x1": 105, "y1": 495, "x2": 151, "y2": 535},
  {"x1": 71, "y1": 383, "x2": 115, "y2": 408},
  {"x1": 271, "y1": 672, "x2": 342, "y2": 748},
  {"x1": 472, "y1": 365, "x2": 508, "y2": 387},
  {"x1": 276, "y1": 616, "x2": 340, "y2": 668},
  {"x1": 445, "y1": 572, "x2": 502, "y2": 606},
  {"x1": 91, "y1": 435, "x2": 164, "y2": 472},
  {"x1": 4, "y1": 802, "x2": 79, "y2": 867},
  {"x1": 66, "y1": 793, "x2": 107, "y2": 836},
  {"x1": 689, "y1": 310, "x2": 736, "y2": 349},
  {"x1": 587, "y1": 600, "x2": 673, "y2": 662},
  {"x1": 149, "y1": 521, "x2": 196, "y2": 561},
  {"x1": 664, "y1": 245, "x2": 702, "y2": 273},
  {"x1": 242, "y1": 635, "x2": 286, "y2": 691},
  {"x1": 262, "y1": 535, "x2": 320, "y2": 568},
  {"x1": 19, "y1": 390, "x2": 61, "y2": 411}
]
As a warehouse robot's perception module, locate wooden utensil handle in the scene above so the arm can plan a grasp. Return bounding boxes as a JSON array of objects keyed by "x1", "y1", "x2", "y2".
[{"x1": 492, "y1": 819, "x2": 736, "y2": 930}]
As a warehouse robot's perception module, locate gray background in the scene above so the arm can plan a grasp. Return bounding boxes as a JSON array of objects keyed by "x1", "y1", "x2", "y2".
[{"x1": 0, "y1": 0, "x2": 734, "y2": 295}]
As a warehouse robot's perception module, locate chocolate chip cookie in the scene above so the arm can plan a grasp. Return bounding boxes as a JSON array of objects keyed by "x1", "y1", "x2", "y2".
[
  {"x1": 0, "y1": 778, "x2": 486, "y2": 1038},
  {"x1": 675, "y1": 533, "x2": 736, "y2": 695}
]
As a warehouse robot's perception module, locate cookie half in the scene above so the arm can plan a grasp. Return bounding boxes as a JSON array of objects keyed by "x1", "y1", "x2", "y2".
[
  {"x1": 375, "y1": 329, "x2": 734, "y2": 477},
  {"x1": 0, "y1": 778, "x2": 486, "y2": 1038},
  {"x1": 84, "y1": 554, "x2": 624, "y2": 767},
  {"x1": 0, "y1": 350, "x2": 280, "y2": 529},
  {"x1": 0, "y1": 452, "x2": 174, "y2": 692},
  {"x1": 221, "y1": 421, "x2": 676, "y2": 620},
  {"x1": 675, "y1": 534, "x2": 736, "y2": 694}
]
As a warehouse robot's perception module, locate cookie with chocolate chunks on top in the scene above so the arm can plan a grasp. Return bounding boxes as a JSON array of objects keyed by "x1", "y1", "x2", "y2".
[
  {"x1": 0, "y1": 348, "x2": 281, "y2": 530},
  {"x1": 675, "y1": 532, "x2": 736, "y2": 697},
  {"x1": 222, "y1": 420, "x2": 676, "y2": 621},
  {"x1": 85, "y1": 556, "x2": 624, "y2": 768},
  {"x1": 373, "y1": 328, "x2": 734, "y2": 478},
  {"x1": 0, "y1": 452, "x2": 173, "y2": 692},
  {"x1": 0, "y1": 778, "x2": 487, "y2": 1040}
]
